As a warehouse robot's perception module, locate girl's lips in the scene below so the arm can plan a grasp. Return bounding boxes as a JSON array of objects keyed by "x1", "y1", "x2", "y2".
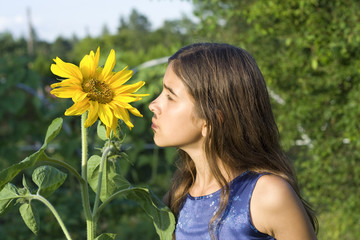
[{"x1": 151, "y1": 118, "x2": 158, "y2": 130}]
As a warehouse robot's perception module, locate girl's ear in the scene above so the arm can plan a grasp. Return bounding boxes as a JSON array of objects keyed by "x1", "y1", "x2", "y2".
[
  {"x1": 201, "y1": 109, "x2": 223, "y2": 137},
  {"x1": 201, "y1": 121, "x2": 208, "y2": 137}
]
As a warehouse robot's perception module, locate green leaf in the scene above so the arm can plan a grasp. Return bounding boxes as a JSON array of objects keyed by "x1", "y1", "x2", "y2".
[
  {"x1": 97, "y1": 121, "x2": 108, "y2": 141},
  {"x1": 95, "y1": 233, "x2": 118, "y2": 240},
  {"x1": 311, "y1": 58, "x2": 318, "y2": 70},
  {"x1": 16, "y1": 175, "x2": 32, "y2": 198},
  {"x1": 119, "y1": 187, "x2": 175, "y2": 240},
  {"x1": 0, "y1": 118, "x2": 63, "y2": 191},
  {"x1": 87, "y1": 155, "x2": 130, "y2": 202},
  {"x1": 43, "y1": 118, "x2": 63, "y2": 146},
  {"x1": 22, "y1": 175, "x2": 31, "y2": 193},
  {"x1": 0, "y1": 183, "x2": 19, "y2": 215},
  {"x1": 0, "y1": 151, "x2": 43, "y2": 192},
  {"x1": 19, "y1": 203, "x2": 40, "y2": 235},
  {"x1": 32, "y1": 165, "x2": 67, "y2": 197}
]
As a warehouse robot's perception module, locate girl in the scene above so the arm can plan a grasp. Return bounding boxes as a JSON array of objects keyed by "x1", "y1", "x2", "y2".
[{"x1": 149, "y1": 43, "x2": 317, "y2": 240}]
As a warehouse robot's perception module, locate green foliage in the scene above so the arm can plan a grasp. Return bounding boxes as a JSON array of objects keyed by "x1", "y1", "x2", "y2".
[
  {"x1": 19, "y1": 202, "x2": 40, "y2": 235},
  {"x1": 0, "y1": 118, "x2": 68, "y2": 236},
  {"x1": 0, "y1": 114, "x2": 175, "y2": 239},
  {"x1": 95, "y1": 233, "x2": 118, "y2": 240},
  {"x1": 0, "y1": 118, "x2": 63, "y2": 191},
  {"x1": 0, "y1": 32, "x2": 27, "y2": 56},
  {"x1": 0, "y1": 183, "x2": 18, "y2": 215},
  {"x1": 32, "y1": 166, "x2": 67, "y2": 197},
  {"x1": 87, "y1": 155, "x2": 130, "y2": 202},
  {"x1": 0, "y1": 9, "x2": 190, "y2": 238},
  {"x1": 119, "y1": 187, "x2": 175, "y2": 240}
]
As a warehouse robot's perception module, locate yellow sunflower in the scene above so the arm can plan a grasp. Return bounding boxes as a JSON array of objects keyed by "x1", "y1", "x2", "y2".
[{"x1": 50, "y1": 47, "x2": 148, "y2": 137}]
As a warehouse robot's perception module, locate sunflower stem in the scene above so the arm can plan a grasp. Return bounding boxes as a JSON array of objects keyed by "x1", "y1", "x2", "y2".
[
  {"x1": 42, "y1": 156, "x2": 84, "y2": 185},
  {"x1": 92, "y1": 145, "x2": 112, "y2": 217},
  {"x1": 22, "y1": 194, "x2": 73, "y2": 240},
  {"x1": 81, "y1": 112, "x2": 95, "y2": 240}
]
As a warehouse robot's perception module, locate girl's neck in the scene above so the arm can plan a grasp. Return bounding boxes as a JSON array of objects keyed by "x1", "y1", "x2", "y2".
[{"x1": 187, "y1": 152, "x2": 238, "y2": 197}]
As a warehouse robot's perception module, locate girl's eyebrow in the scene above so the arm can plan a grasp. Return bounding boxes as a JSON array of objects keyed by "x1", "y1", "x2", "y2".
[{"x1": 163, "y1": 83, "x2": 178, "y2": 96}]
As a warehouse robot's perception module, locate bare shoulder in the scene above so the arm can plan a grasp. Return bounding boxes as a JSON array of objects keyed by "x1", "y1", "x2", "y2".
[
  {"x1": 253, "y1": 174, "x2": 294, "y2": 208},
  {"x1": 250, "y1": 174, "x2": 317, "y2": 240}
]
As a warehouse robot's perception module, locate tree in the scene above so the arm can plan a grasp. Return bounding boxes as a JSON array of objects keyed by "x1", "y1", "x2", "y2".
[
  {"x1": 115, "y1": 9, "x2": 152, "y2": 51},
  {"x1": 0, "y1": 32, "x2": 27, "y2": 56},
  {"x1": 51, "y1": 37, "x2": 73, "y2": 60}
]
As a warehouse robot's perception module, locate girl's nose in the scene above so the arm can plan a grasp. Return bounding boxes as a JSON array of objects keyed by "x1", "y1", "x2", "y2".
[
  {"x1": 149, "y1": 99, "x2": 157, "y2": 114},
  {"x1": 149, "y1": 101, "x2": 155, "y2": 112},
  {"x1": 149, "y1": 93, "x2": 161, "y2": 116}
]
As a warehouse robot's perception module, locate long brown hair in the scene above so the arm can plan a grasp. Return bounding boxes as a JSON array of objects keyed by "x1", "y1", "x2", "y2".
[{"x1": 163, "y1": 43, "x2": 317, "y2": 237}]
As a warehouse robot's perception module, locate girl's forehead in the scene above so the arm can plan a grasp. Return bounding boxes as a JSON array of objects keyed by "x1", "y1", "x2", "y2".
[
  {"x1": 163, "y1": 66, "x2": 195, "y2": 101},
  {"x1": 163, "y1": 66, "x2": 183, "y2": 88}
]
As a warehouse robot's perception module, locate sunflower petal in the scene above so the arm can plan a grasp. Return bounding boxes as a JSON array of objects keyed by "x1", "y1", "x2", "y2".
[
  {"x1": 106, "y1": 116, "x2": 118, "y2": 138},
  {"x1": 99, "y1": 49, "x2": 115, "y2": 82},
  {"x1": 51, "y1": 57, "x2": 82, "y2": 80},
  {"x1": 110, "y1": 100, "x2": 143, "y2": 118},
  {"x1": 113, "y1": 107, "x2": 134, "y2": 130},
  {"x1": 51, "y1": 78, "x2": 81, "y2": 88},
  {"x1": 93, "y1": 47, "x2": 100, "y2": 70},
  {"x1": 51, "y1": 87, "x2": 82, "y2": 98},
  {"x1": 79, "y1": 55, "x2": 92, "y2": 80},
  {"x1": 106, "y1": 127, "x2": 111, "y2": 138},
  {"x1": 80, "y1": 47, "x2": 100, "y2": 79},
  {"x1": 72, "y1": 90, "x2": 88, "y2": 102},
  {"x1": 109, "y1": 101, "x2": 133, "y2": 110},
  {"x1": 84, "y1": 101, "x2": 99, "y2": 127},
  {"x1": 65, "y1": 99, "x2": 89, "y2": 116},
  {"x1": 113, "y1": 94, "x2": 146, "y2": 103},
  {"x1": 108, "y1": 68, "x2": 133, "y2": 86},
  {"x1": 98, "y1": 103, "x2": 113, "y2": 128},
  {"x1": 114, "y1": 81, "x2": 146, "y2": 94},
  {"x1": 111, "y1": 117, "x2": 118, "y2": 133},
  {"x1": 128, "y1": 107, "x2": 143, "y2": 117},
  {"x1": 122, "y1": 93, "x2": 150, "y2": 97}
]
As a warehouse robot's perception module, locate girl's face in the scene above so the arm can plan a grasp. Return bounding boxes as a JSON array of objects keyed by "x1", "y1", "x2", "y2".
[{"x1": 149, "y1": 64, "x2": 206, "y2": 151}]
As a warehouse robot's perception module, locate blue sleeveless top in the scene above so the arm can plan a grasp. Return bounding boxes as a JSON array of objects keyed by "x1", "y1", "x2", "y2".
[{"x1": 175, "y1": 171, "x2": 275, "y2": 240}]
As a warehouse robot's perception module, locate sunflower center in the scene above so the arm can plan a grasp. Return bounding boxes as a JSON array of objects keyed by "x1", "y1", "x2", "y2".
[{"x1": 82, "y1": 79, "x2": 113, "y2": 104}]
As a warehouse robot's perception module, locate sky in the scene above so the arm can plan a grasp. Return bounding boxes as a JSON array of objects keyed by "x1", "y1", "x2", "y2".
[{"x1": 0, "y1": 0, "x2": 195, "y2": 42}]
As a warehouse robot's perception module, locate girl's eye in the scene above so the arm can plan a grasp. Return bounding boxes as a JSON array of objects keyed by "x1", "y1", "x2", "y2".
[{"x1": 166, "y1": 95, "x2": 173, "y2": 101}]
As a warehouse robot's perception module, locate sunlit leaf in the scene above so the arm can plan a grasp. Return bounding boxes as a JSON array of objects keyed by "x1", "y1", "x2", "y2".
[
  {"x1": 43, "y1": 118, "x2": 63, "y2": 146},
  {"x1": 0, "y1": 151, "x2": 43, "y2": 192},
  {"x1": 97, "y1": 121, "x2": 108, "y2": 141},
  {"x1": 22, "y1": 175, "x2": 31, "y2": 193},
  {"x1": 311, "y1": 58, "x2": 318, "y2": 70},
  {"x1": 87, "y1": 155, "x2": 130, "y2": 202},
  {"x1": 95, "y1": 233, "x2": 118, "y2": 240},
  {"x1": 19, "y1": 202, "x2": 40, "y2": 235},
  {"x1": 0, "y1": 183, "x2": 19, "y2": 215},
  {"x1": 32, "y1": 165, "x2": 67, "y2": 197}
]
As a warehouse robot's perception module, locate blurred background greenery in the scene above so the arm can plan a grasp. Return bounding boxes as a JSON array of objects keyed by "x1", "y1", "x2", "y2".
[{"x1": 0, "y1": 0, "x2": 359, "y2": 239}]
